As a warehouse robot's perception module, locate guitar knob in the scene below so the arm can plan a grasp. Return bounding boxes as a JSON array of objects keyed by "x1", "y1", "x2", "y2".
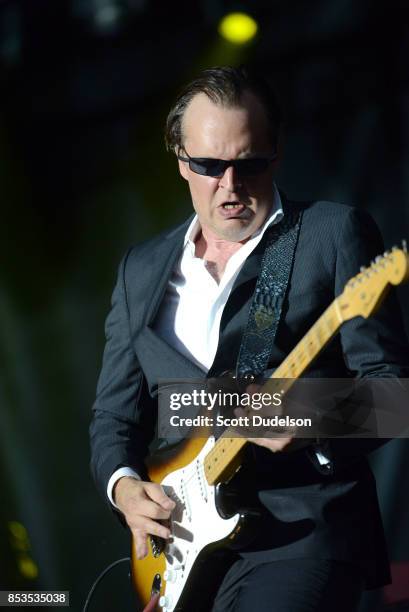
[
  {"x1": 159, "y1": 595, "x2": 172, "y2": 609},
  {"x1": 164, "y1": 569, "x2": 178, "y2": 583}
]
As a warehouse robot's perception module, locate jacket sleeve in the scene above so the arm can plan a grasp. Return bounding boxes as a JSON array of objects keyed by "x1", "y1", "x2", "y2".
[
  {"x1": 335, "y1": 207, "x2": 408, "y2": 378},
  {"x1": 89, "y1": 250, "x2": 156, "y2": 503},
  {"x1": 312, "y1": 207, "x2": 409, "y2": 471}
]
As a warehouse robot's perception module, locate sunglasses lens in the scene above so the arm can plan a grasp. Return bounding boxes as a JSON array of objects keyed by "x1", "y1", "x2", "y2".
[
  {"x1": 190, "y1": 158, "x2": 226, "y2": 176},
  {"x1": 235, "y1": 158, "x2": 270, "y2": 176}
]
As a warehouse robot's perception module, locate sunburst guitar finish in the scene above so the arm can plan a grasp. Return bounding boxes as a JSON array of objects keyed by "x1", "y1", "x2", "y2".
[{"x1": 131, "y1": 436, "x2": 246, "y2": 612}]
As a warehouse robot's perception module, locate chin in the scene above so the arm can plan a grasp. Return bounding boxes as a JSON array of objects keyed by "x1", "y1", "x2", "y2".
[{"x1": 216, "y1": 223, "x2": 253, "y2": 243}]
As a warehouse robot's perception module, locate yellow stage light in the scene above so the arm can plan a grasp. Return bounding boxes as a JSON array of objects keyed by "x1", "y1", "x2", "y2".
[
  {"x1": 218, "y1": 12, "x2": 258, "y2": 44},
  {"x1": 18, "y1": 556, "x2": 39, "y2": 580},
  {"x1": 8, "y1": 521, "x2": 28, "y2": 541}
]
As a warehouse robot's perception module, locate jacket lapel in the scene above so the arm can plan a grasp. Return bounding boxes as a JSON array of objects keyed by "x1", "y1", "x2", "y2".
[
  {"x1": 131, "y1": 216, "x2": 207, "y2": 381},
  {"x1": 143, "y1": 218, "x2": 192, "y2": 326}
]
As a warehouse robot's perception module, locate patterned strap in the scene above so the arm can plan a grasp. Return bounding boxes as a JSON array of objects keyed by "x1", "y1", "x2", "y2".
[{"x1": 236, "y1": 206, "x2": 303, "y2": 378}]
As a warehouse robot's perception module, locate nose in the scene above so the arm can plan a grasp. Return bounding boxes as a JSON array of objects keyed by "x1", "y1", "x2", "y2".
[{"x1": 219, "y1": 164, "x2": 242, "y2": 191}]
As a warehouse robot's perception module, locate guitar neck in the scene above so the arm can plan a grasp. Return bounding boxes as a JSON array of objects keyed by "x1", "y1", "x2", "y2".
[{"x1": 203, "y1": 299, "x2": 344, "y2": 485}]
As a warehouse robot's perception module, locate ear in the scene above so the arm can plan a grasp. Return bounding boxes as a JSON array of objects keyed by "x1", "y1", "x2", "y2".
[{"x1": 178, "y1": 157, "x2": 189, "y2": 181}]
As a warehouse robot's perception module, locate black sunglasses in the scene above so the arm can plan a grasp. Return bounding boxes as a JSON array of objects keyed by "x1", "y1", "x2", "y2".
[{"x1": 177, "y1": 148, "x2": 277, "y2": 178}]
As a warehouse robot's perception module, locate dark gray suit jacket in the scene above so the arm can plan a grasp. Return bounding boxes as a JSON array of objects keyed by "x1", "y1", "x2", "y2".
[{"x1": 90, "y1": 198, "x2": 409, "y2": 588}]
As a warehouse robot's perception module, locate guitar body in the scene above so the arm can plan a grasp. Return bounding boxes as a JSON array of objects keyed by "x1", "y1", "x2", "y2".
[{"x1": 131, "y1": 437, "x2": 256, "y2": 612}]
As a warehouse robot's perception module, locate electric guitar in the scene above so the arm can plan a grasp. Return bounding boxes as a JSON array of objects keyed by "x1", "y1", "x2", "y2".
[{"x1": 131, "y1": 245, "x2": 409, "y2": 612}]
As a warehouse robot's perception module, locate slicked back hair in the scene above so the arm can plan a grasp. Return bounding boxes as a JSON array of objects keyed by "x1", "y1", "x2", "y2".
[{"x1": 164, "y1": 65, "x2": 282, "y2": 153}]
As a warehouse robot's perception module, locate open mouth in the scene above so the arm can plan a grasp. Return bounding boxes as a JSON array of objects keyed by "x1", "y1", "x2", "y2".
[
  {"x1": 218, "y1": 201, "x2": 247, "y2": 219},
  {"x1": 221, "y1": 202, "x2": 242, "y2": 209}
]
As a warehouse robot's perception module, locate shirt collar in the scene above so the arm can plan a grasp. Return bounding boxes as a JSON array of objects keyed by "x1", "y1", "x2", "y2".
[{"x1": 183, "y1": 182, "x2": 284, "y2": 251}]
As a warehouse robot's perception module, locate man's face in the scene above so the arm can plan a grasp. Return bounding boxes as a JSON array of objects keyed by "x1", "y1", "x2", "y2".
[{"x1": 178, "y1": 91, "x2": 277, "y2": 243}]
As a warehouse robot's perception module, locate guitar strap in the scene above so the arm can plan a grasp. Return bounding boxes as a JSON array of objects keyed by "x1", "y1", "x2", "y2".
[{"x1": 236, "y1": 204, "x2": 303, "y2": 378}]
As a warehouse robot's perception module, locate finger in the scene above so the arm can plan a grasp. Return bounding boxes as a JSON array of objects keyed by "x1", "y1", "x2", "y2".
[
  {"x1": 129, "y1": 516, "x2": 171, "y2": 540},
  {"x1": 145, "y1": 482, "x2": 176, "y2": 510},
  {"x1": 136, "y1": 498, "x2": 173, "y2": 520},
  {"x1": 133, "y1": 529, "x2": 149, "y2": 560}
]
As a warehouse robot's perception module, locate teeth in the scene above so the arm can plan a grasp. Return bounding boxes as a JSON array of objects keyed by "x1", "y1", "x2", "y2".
[{"x1": 223, "y1": 203, "x2": 241, "y2": 209}]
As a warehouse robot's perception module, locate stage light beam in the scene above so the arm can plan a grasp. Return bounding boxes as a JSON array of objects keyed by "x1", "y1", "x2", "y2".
[{"x1": 218, "y1": 12, "x2": 258, "y2": 45}]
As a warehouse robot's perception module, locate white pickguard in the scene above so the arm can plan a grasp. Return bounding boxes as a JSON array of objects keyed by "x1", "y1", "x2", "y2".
[{"x1": 157, "y1": 437, "x2": 240, "y2": 611}]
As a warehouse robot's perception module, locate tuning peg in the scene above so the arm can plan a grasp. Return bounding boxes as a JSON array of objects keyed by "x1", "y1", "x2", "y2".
[
  {"x1": 360, "y1": 265, "x2": 371, "y2": 277},
  {"x1": 373, "y1": 255, "x2": 387, "y2": 267}
]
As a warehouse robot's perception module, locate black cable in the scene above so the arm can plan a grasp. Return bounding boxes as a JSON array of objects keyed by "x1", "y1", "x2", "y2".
[{"x1": 82, "y1": 556, "x2": 131, "y2": 612}]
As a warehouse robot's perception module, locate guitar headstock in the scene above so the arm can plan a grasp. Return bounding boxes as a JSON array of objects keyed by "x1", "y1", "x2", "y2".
[{"x1": 337, "y1": 245, "x2": 409, "y2": 320}]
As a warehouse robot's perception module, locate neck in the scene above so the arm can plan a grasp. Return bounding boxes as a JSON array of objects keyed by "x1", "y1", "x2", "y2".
[
  {"x1": 194, "y1": 229, "x2": 245, "y2": 283},
  {"x1": 196, "y1": 226, "x2": 248, "y2": 257}
]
